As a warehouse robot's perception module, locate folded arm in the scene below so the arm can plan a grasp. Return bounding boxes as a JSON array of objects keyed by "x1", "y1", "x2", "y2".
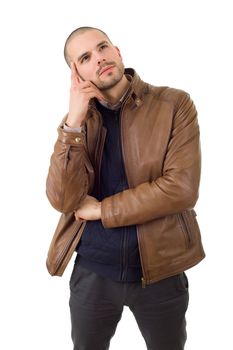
[
  {"x1": 101, "y1": 92, "x2": 201, "y2": 228},
  {"x1": 46, "y1": 121, "x2": 95, "y2": 213}
]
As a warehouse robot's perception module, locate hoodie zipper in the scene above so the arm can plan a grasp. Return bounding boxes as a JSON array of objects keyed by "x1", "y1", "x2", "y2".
[{"x1": 113, "y1": 109, "x2": 129, "y2": 282}]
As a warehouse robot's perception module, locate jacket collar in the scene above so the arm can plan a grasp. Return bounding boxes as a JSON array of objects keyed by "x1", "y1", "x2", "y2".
[
  {"x1": 89, "y1": 68, "x2": 147, "y2": 113},
  {"x1": 124, "y1": 68, "x2": 147, "y2": 107}
]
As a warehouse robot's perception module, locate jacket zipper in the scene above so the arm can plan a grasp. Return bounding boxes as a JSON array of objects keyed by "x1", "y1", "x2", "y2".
[
  {"x1": 97, "y1": 128, "x2": 107, "y2": 196},
  {"x1": 120, "y1": 227, "x2": 129, "y2": 281},
  {"x1": 141, "y1": 277, "x2": 146, "y2": 288},
  {"x1": 114, "y1": 109, "x2": 129, "y2": 282},
  {"x1": 119, "y1": 99, "x2": 148, "y2": 288},
  {"x1": 114, "y1": 111, "x2": 128, "y2": 281},
  {"x1": 93, "y1": 110, "x2": 107, "y2": 197}
]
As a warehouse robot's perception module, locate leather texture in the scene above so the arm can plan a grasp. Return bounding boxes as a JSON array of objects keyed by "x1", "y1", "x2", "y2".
[{"x1": 46, "y1": 68, "x2": 205, "y2": 284}]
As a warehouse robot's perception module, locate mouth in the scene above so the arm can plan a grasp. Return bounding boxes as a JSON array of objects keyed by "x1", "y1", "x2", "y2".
[{"x1": 99, "y1": 65, "x2": 115, "y2": 76}]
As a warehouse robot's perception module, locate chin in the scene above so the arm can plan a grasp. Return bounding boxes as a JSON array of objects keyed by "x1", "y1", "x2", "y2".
[{"x1": 99, "y1": 74, "x2": 124, "y2": 91}]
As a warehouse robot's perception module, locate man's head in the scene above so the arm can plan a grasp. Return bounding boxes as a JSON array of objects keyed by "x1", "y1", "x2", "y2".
[{"x1": 64, "y1": 26, "x2": 125, "y2": 91}]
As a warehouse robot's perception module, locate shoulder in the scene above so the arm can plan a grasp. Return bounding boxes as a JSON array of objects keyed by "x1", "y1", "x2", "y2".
[
  {"x1": 129, "y1": 69, "x2": 193, "y2": 110},
  {"x1": 146, "y1": 84, "x2": 191, "y2": 109}
]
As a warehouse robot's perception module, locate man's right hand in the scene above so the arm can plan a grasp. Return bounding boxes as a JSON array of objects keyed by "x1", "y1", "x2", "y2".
[{"x1": 66, "y1": 62, "x2": 105, "y2": 128}]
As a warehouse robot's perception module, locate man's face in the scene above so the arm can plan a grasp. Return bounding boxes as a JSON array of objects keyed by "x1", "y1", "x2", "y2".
[{"x1": 66, "y1": 30, "x2": 125, "y2": 90}]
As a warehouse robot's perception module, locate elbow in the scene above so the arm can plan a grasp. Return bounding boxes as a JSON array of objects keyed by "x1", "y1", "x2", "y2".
[
  {"x1": 46, "y1": 187, "x2": 86, "y2": 214},
  {"x1": 46, "y1": 194, "x2": 75, "y2": 214},
  {"x1": 180, "y1": 186, "x2": 199, "y2": 210},
  {"x1": 46, "y1": 178, "x2": 76, "y2": 214},
  {"x1": 46, "y1": 189, "x2": 65, "y2": 213}
]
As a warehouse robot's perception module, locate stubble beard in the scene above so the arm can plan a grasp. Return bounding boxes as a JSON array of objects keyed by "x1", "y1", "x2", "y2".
[{"x1": 96, "y1": 63, "x2": 125, "y2": 91}]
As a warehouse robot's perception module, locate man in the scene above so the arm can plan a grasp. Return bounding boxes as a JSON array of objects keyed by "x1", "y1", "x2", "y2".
[{"x1": 46, "y1": 26, "x2": 205, "y2": 350}]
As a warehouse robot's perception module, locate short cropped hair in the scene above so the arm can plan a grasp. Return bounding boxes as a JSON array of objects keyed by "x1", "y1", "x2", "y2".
[{"x1": 64, "y1": 26, "x2": 112, "y2": 66}]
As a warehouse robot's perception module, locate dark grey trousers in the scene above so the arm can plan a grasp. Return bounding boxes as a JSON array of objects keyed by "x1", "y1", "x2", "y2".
[{"x1": 69, "y1": 263, "x2": 189, "y2": 350}]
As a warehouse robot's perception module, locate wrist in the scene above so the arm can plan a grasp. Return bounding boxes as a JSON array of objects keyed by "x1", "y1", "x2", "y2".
[
  {"x1": 65, "y1": 120, "x2": 82, "y2": 128},
  {"x1": 66, "y1": 113, "x2": 86, "y2": 128}
]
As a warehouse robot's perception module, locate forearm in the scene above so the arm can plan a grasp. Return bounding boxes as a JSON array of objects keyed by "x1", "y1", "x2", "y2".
[
  {"x1": 101, "y1": 164, "x2": 200, "y2": 228},
  {"x1": 46, "y1": 123, "x2": 94, "y2": 213}
]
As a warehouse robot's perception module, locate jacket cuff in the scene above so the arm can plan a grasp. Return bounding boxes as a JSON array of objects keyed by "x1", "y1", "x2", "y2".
[
  {"x1": 63, "y1": 124, "x2": 82, "y2": 133},
  {"x1": 101, "y1": 196, "x2": 118, "y2": 228},
  {"x1": 57, "y1": 115, "x2": 86, "y2": 145}
]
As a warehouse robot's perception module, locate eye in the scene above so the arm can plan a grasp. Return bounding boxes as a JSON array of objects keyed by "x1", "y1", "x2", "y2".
[
  {"x1": 81, "y1": 55, "x2": 89, "y2": 63},
  {"x1": 100, "y1": 44, "x2": 108, "y2": 50}
]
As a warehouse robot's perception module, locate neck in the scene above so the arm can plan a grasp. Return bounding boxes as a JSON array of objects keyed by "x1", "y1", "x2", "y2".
[{"x1": 102, "y1": 75, "x2": 130, "y2": 104}]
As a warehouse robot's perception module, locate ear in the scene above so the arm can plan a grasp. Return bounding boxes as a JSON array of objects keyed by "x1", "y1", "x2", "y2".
[{"x1": 115, "y1": 46, "x2": 122, "y2": 58}]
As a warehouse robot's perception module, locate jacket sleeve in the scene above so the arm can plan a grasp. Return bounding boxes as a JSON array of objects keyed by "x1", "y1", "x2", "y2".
[
  {"x1": 101, "y1": 92, "x2": 201, "y2": 228},
  {"x1": 46, "y1": 118, "x2": 94, "y2": 213}
]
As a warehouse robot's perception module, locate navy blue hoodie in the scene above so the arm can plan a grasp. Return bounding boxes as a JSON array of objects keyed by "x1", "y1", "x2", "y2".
[{"x1": 75, "y1": 100, "x2": 142, "y2": 282}]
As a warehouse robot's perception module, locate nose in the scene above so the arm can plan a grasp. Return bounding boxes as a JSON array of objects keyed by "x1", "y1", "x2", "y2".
[
  {"x1": 97, "y1": 58, "x2": 106, "y2": 65},
  {"x1": 93, "y1": 50, "x2": 106, "y2": 65}
]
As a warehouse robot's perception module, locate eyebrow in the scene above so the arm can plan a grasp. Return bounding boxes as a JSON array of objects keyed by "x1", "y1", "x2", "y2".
[{"x1": 77, "y1": 41, "x2": 109, "y2": 62}]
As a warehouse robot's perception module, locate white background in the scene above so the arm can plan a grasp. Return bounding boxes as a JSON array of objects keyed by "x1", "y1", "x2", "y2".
[{"x1": 0, "y1": 0, "x2": 232, "y2": 349}]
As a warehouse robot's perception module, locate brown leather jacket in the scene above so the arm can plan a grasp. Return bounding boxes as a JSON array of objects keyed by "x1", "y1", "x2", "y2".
[{"x1": 46, "y1": 68, "x2": 205, "y2": 286}]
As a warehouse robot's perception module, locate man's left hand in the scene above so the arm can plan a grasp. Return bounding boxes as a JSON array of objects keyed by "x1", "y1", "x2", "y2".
[{"x1": 74, "y1": 195, "x2": 101, "y2": 221}]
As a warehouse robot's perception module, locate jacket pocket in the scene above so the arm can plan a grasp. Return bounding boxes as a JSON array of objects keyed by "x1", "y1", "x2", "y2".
[
  {"x1": 178, "y1": 210, "x2": 194, "y2": 248},
  {"x1": 46, "y1": 212, "x2": 86, "y2": 276}
]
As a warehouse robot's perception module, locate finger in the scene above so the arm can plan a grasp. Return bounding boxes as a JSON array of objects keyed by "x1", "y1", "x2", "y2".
[
  {"x1": 88, "y1": 83, "x2": 105, "y2": 100},
  {"x1": 70, "y1": 62, "x2": 80, "y2": 85},
  {"x1": 79, "y1": 81, "x2": 95, "y2": 88},
  {"x1": 74, "y1": 211, "x2": 85, "y2": 222},
  {"x1": 73, "y1": 62, "x2": 87, "y2": 86},
  {"x1": 72, "y1": 62, "x2": 80, "y2": 79},
  {"x1": 70, "y1": 83, "x2": 91, "y2": 94},
  {"x1": 70, "y1": 61, "x2": 78, "y2": 77},
  {"x1": 78, "y1": 81, "x2": 105, "y2": 99},
  {"x1": 83, "y1": 90, "x2": 106, "y2": 101},
  {"x1": 74, "y1": 210, "x2": 80, "y2": 221},
  {"x1": 77, "y1": 82, "x2": 105, "y2": 100}
]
